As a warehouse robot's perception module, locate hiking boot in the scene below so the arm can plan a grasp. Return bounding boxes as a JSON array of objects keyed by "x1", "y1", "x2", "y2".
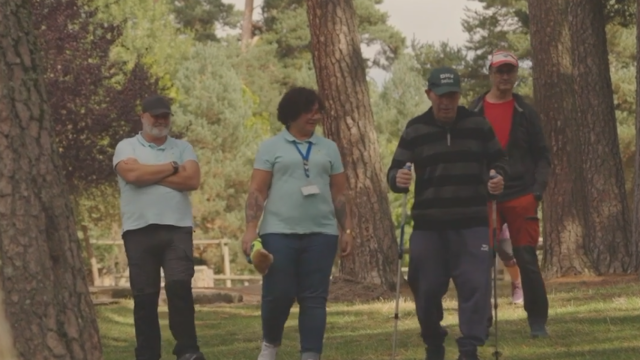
[
  {"x1": 530, "y1": 323, "x2": 549, "y2": 338},
  {"x1": 425, "y1": 345, "x2": 445, "y2": 360},
  {"x1": 511, "y1": 281, "x2": 523, "y2": 304},
  {"x1": 257, "y1": 342, "x2": 278, "y2": 360},
  {"x1": 457, "y1": 354, "x2": 479, "y2": 360},
  {"x1": 178, "y1": 352, "x2": 206, "y2": 360}
]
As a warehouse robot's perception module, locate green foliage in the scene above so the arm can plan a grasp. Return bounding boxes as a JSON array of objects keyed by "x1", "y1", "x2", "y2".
[
  {"x1": 74, "y1": 184, "x2": 124, "y2": 277},
  {"x1": 259, "y1": 0, "x2": 406, "y2": 73},
  {"x1": 353, "y1": 0, "x2": 406, "y2": 70},
  {"x1": 171, "y1": 42, "x2": 265, "y2": 274},
  {"x1": 168, "y1": 0, "x2": 240, "y2": 42},
  {"x1": 91, "y1": 0, "x2": 194, "y2": 98},
  {"x1": 374, "y1": 53, "x2": 429, "y2": 142},
  {"x1": 223, "y1": 40, "x2": 291, "y2": 133}
]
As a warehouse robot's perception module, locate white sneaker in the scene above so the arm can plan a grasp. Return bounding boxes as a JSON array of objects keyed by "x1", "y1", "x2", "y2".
[{"x1": 257, "y1": 342, "x2": 278, "y2": 360}]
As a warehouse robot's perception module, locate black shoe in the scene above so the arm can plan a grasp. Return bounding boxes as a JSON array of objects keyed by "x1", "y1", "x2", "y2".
[
  {"x1": 425, "y1": 345, "x2": 445, "y2": 360},
  {"x1": 177, "y1": 352, "x2": 206, "y2": 360},
  {"x1": 457, "y1": 350, "x2": 480, "y2": 360},
  {"x1": 528, "y1": 318, "x2": 549, "y2": 338},
  {"x1": 530, "y1": 323, "x2": 549, "y2": 338},
  {"x1": 457, "y1": 355, "x2": 479, "y2": 360}
]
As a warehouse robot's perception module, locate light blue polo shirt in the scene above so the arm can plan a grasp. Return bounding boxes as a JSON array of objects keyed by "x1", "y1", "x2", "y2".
[
  {"x1": 254, "y1": 129, "x2": 344, "y2": 235},
  {"x1": 113, "y1": 133, "x2": 198, "y2": 233}
]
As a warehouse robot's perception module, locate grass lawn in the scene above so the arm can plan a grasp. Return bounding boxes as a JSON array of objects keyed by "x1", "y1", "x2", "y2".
[{"x1": 98, "y1": 276, "x2": 640, "y2": 360}]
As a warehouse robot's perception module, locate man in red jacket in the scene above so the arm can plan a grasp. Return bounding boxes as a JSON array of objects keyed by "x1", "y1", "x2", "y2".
[{"x1": 470, "y1": 50, "x2": 551, "y2": 338}]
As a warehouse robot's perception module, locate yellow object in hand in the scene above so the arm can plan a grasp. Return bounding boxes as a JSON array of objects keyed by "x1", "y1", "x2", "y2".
[{"x1": 250, "y1": 240, "x2": 273, "y2": 276}]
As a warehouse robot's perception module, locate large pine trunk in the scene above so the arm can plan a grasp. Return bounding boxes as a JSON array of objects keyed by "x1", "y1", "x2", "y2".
[
  {"x1": 527, "y1": 0, "x2": 587, "y2": 277},
  {"x1": 634, "y1": 0, "x2": 640, "y2": 276},
  {"x1": 0, "y1": 2, "x2": 103, "y2": 359},
  {"x1": 306, "y1": 0, "x2": 398, "y2": 289},
  {"x1": 568, "y1": 0, "x2": 636, "y2": 273}
]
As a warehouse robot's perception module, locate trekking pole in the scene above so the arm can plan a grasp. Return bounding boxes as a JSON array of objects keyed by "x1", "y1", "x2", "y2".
[
  {"x1": 391, "y1": 164, "x2": 412, "y2": 360},
  {"x1": 489, "y1": 173, "x2": 502, "y2": 359}
]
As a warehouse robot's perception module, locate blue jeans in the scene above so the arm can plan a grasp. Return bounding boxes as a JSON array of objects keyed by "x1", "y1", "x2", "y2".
[{"x1": 260, "y1": 233, "x2": 339, "y2": 355}]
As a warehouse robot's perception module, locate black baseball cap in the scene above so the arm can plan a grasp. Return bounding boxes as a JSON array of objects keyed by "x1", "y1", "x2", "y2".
[
  {"x1": 426, "y1": 66, "x2": 461, "y2": 95},
  {"x1": 141, "y1": 95, "x2": 173, "y2": 116}
]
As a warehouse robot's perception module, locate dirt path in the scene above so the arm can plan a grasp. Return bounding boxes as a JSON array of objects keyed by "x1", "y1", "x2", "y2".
[
  {"x1": 222, "y1": 274, "x2": 639, "y2": 305},
  {"x1": 221, "y1": 276, "x2": 409, "y2": 305}
]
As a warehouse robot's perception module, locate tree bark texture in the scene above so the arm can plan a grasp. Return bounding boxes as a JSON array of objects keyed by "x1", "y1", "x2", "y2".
[
  {"x1": 306, "y1": 0, "x2": 398, "y2": 289},
  {"x1": 568, "y1": 0, "x2": 636, "y2": 273},
  {"x1": 528, "y1": 0, "x2": 588, "y2": 277},
  {"x1": 0, "y1": 2, "x2": 103, "y2": 359},
  {"x1": 241, "y1": 0, "x2": 254, "y2": 51},
  {"x1": 0, "y1": 286, "x2": 17, "y2": 360},
  {"x1": 634, "y1": 0, "x2": 640, "y2": 276}
]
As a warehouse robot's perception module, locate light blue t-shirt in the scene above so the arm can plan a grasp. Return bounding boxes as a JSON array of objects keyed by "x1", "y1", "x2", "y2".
[
  {"x1": 254, "y1": 129, "x2": 345, "y2": 235},
  {"x1": 113, "y1": 133, "x2": 198, "y2": 233}
]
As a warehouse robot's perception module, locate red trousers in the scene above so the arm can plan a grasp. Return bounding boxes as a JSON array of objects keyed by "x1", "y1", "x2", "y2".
[
  {"x1": 487, "y1": 193, "x2": 549, "y2": 326},
  {"x1": 487, "y1": 193, "x2": 540, "y2": 247}
]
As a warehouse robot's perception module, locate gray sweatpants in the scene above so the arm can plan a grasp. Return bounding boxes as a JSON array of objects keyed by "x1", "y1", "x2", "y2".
[{"x1": 407, "y1": 228, "x2": 492, "y2": 356}]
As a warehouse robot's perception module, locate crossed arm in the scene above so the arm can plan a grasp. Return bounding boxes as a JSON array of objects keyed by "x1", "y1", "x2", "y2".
[{"x1": 115, "y1": 158, "x2": 200, "y2": 191}]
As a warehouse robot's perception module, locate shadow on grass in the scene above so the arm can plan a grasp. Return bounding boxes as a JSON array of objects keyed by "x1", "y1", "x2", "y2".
[{"x1": 99, "y1": 300, "x2": 640, "y2": 360}]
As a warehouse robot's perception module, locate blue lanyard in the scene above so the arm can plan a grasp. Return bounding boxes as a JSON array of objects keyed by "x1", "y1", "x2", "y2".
[{"x1": 293, "y1": 142, "x2": 312, "y2": 178}]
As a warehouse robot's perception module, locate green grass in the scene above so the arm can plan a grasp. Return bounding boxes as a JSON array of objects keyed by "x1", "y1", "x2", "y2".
[{"x1": 98, "y1": 276, "x2": 640, "y2": 360}]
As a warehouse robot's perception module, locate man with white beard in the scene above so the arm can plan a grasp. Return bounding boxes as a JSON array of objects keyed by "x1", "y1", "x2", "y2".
[{"x1": 112, "y1": 94, "x2": 205, "y2": 360}]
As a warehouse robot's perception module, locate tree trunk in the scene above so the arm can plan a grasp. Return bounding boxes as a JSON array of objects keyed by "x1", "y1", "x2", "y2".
[
  {"x1": 306, "y1": 0, "x2": 398, "y2": 289},
  {"x1": 241, "y1": 0, "x2": 254, "y2": 51},
  {"x1": 634, "y1": 0, "x2": 640, "y2": 276},
  {"x1": 568, "y1": 0, "x2": 636, "y2": 273},
  {"x1": 0, "y1": 2, "x2": 103, "y2": 359},
  {"x1": 0, "y1": 286, "x2": 17, "y2": 360},
  {"x1": 528, "y1": 0, "x2": 587, "y2": 277}
]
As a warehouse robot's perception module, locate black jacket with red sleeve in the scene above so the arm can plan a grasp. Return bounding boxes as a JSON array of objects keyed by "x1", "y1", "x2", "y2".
[{"x1": 469, "y1": 92, "x2": 551, "y2": 202}]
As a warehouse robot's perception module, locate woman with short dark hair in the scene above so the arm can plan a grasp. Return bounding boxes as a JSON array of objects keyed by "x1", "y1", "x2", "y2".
[{"x1": 241, "y1": 87, "x2": 354, "y2": 360}]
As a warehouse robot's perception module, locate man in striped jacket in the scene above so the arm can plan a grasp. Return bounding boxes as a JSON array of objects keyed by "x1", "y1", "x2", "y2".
[{"x1": 387, "y1": 66, "x2": 509, "y2": 360}]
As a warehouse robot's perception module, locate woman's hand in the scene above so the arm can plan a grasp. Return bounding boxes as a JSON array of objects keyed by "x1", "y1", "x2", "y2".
[
  {"x1": 340, "y1": 231, "x2": 353, "y2": 257},
  {"x1": 241, "y1": 229, "x2": 258, "y2": 256}
]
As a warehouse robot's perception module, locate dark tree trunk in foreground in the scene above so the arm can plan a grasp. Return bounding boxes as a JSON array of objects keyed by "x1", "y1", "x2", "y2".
[
  {"x1": 306, "y1": 0, "x2": 398, "y2": 289},
  {"x1": 634, "y1": 0, "x2": 640, "y2": 276},
  {"x1": 528, "y1": 0, "x2": 587, "y2": 277},
  {"x1": 0, "y1": 1, "x2": 103, "y2": 359},
  {"x1": 568, "y1": 0, "x2": 636, "y2": 273}
]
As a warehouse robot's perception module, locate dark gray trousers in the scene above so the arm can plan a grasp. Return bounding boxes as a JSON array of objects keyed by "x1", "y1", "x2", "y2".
[
  {"x1": 407, "y1": 228, "x2": 492, "y2": 356},
  {"x1": 122, "y1": 224, "x2": 199, "y2": 360}
]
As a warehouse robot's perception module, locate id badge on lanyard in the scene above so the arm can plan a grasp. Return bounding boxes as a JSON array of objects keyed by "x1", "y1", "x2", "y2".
[{"x1": 294, "y1": 142, "x2": 320, "y2": 196}]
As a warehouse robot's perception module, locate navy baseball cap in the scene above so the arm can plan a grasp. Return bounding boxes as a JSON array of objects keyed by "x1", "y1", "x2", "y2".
[
  {"x1": 426, "y1": 67, "x2": 461, "y2": 95},
  {"x1": 142, "y1": 95, "x2": 173, "y2": 116}
]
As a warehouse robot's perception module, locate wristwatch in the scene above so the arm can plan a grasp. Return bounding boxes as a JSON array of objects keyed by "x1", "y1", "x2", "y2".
[{"x1": 170, "y1": 161, "x2": 179, "y2": 175}]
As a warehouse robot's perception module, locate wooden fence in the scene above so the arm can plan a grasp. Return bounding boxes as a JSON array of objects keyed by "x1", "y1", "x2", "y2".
[
  {"x1": 90, "y1": 239, "x2": 261, "y2": 288},
  {"x1": 90, "y1": 237, "x2": 544, "y2": 287}
]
